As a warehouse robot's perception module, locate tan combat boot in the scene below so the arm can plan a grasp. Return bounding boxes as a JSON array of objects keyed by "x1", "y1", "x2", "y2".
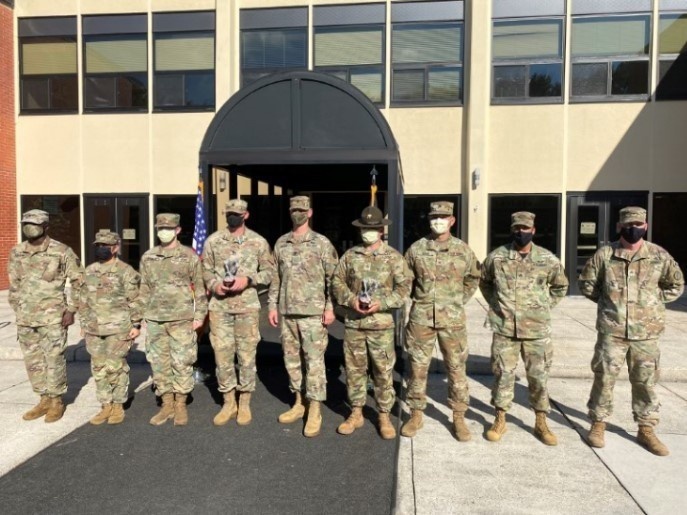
[
  {"x1": 533, "y1": 411, "x2": 558, "y2": 446},
  {"x1": 378, "y1": 412, "x2": 396, "y2": 440},
  {"x1": 400, "y1": 410, "x2": 423, "y2": 437},
  {"x1": 44, "y1": 396, "x2": 65, "y2": 423},
  {"x1": 213, "y1": 391, "x2": 238, "y2": 426},
  {"x1": 453, "y1": 411, "x2": 472, "y2": 442},
  {"x1": 149, "y1": 393, "x2": 175, "y2": 426},
  {"x1": 108, "y1": 404, "x2": 125, "y2": 425},
  {"x1": 587, "y1": 421, "x2": 606, "y2": 448},
  {"x1": 304, "y1": 400, "x2": 322, "y2": 438},
  {"x1": 637, "y1": 425, "x2": 669, "y2": 456},
  {"x1": 89, "y1": 403, "x2": 113, "y2": 425},
  {"x1": 485, "y1": 409, "x2": 507, "y2": 442},
  {"x1": 237, "y1": 392, "x2": 252, "y2": 426},
  {"x1": 22, "y1": 395, "x2": 50, "y2": 421},
  {"x1": 278, "y1": 392, "x2": 306, "y2": 424},
  {"x1": 337, "y1": 407, "x2": 364, "y2": 435},
  {"x1": 174, "y1": 394, "x2": 189, "y2": 426}
]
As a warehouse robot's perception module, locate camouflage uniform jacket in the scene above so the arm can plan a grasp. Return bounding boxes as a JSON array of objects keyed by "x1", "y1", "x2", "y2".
[
  {"x1": 202, "y1": 227, "x2": 275, "y2": 314},
  {"x1": 8, "y1": 237, "x2": 83, "y2": 327},
  {"x1": 79, "y1": 259, "x2": 142, "y2": 336},
  {"x1": 267, "y1": 229, "x2": 339, "y2": 316},
  {"x1": 405, "y1": 235, "x2": 480, "y2": 329},
  {"x1": 578, "y1": 240, "x2": 684, "y2": 340},
  {"x1": 138, "y1": 244, "x2": 208, "y2": 323},
  {"x1": 480, "y1": 243, "x2": 568, "y2": 339},
  {"x1": 332, "y1": 242, "x2": 412, "y2": 330}
]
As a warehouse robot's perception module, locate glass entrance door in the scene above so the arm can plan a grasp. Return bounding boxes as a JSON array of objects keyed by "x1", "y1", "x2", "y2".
[{"x1": 84, "y1": 195, "x2": 149, "y2": 269}]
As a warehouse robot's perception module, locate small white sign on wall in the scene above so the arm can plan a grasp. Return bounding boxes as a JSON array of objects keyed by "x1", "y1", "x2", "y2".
[
  {"x1": 122, "y1": 229, "x2": 136, "y2": 240},
  {"x1": 580, "y1": 222, "x2": 596, "y2": 235}
]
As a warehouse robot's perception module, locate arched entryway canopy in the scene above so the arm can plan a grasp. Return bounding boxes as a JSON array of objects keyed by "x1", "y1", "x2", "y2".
[{"x1": 199, "y1": 71, "x2": 404, "y2": 248}]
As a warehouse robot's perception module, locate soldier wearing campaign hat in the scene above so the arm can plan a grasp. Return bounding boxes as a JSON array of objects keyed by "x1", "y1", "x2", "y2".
[
  {"x1": 480, "y1": 210, "x2": 569, "y2": 446},
  {"x1": 79, "y1": 230, "x2": 141, "y2": 425},
  {"x1": 139, "y1": 213, "x2": 208, "y2": 427},
  {"x1": 267, "y1": 196, "x2": 339, "y2": 437},
  {"x1": 579, "y1": 206, "x2": 684, "y2": 456},
  {"x1": 402, "y1": 201, "x2": 481, "y2": 441},
  {"x1": 8, "y1": 209, "x2": 84, "y2": 423},
  {"x1": 332, "y1": 205, "x2": 412, "y2": 439},
  {"x1": 202, "y1": 199, "x2": 275, "y2": 428}
]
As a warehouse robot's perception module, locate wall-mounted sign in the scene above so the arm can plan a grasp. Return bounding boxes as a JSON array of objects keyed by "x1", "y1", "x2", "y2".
[
  {"x1": 580, "y1": 222, "x2": 596, "y2": 235},
  {"x1": 122, "y1": 229, "x2": 136, "y2": 240}
]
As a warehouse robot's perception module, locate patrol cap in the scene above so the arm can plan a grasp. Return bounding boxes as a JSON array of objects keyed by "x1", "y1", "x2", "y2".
[
  {"x1": 21, "y1": 209, "x2": 49, "y2": 225},
  {"x1": 352, "y1": 206, "x2": 391, "y2": 228},
  {"x1": 224, "y1": 199, "x2": 248, "y2": 214},
  {"x1": 619, "y1": 206, "x2": 647, "y2": 224},
  {"x1": 511, "y1": 211, "x2": 535, "y2": 228},
  {"x1": 155, "y1": 213, "x2": 180, "y2": 228},
  {"x1": 93, "y1": 229, "x2": 120, "y2": 245},
  {"x1": 429, "y1": 201, "x2": 454, "y2": 217},
  {"x1": 289, "y1": 196, "x2": 310, "y2": 211}
]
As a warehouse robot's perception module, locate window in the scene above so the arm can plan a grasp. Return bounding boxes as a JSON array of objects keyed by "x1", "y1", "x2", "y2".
[
  {"x1": 314, "y1": 4, "x2": 385, "y2": 104},
  {"x1": 240, "y1": 8, "x2": 307, "y2": 87},
  {"x1": 570, "y1": 15, "x2": 651, "y2": 101},
  {"x1": 492, "y1": 19, "x2": 564, "y2": 103},
  {"x1": 21, "y1": 195, "x2": 82, "y2": 260},
  {"x1": 391, "y1": 1, "x2": 464, "y2": 105},
  {"x1": 83, "y1": 14, "x2": 148, "y2": 111},
  {"x1": 153, "y1": 12, "x2": 215, "y2": 110},
  {"x1": 488, "y1": 195, "x2": 560, "y2": 256},
  {"x1": 657, "y1": 13, "x2": 687, "y2": 100},
  {"x1": 19, "y1": 17, "x2": 78, "y2": 113},
  {"x1": 403, "y1": 195, "x2": 461, "y2": 251}
]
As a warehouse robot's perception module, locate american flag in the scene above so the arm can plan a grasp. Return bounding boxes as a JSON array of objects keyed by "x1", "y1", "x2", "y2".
[{"x1": 192, "y1": 178, "x2": 207, "y2": 255}]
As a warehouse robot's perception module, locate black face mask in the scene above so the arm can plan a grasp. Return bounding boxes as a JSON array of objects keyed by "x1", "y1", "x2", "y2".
[
  {"x1": 620, "y1": 226, "x2": 646, "y2": 244},
  {"x1": 227, "y1": 214, "x2": 244, "y2": 229},
  {"x1": 94, "y1": 246, "x2": 114, "y2": 261},
  {"x1": 512, "y1": 231, "x2": 534, "y2": 248}
]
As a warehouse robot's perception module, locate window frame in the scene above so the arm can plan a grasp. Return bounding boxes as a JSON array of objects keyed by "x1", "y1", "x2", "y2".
[
  {"x1": 82, "y1": 16, "x2": 149, "y2": 113},
  {"x1": 656, "y1": 11, "x2": 687, "y2": 101},
  {"x1": 569, "y1": 13, "x2": 652, "y2": 103},
  {"x1": 239, "y1": 26, "x2": 309, "y2": 88},
  {"x1": 18, "y1": 19, "x2": 79, "y2": 115},
  {"x1": 491, "y1": 16, "x2": 565, "y2": 105},
  {"x1": 152, "y1": 28, "x2": 216, "y2": 112}
]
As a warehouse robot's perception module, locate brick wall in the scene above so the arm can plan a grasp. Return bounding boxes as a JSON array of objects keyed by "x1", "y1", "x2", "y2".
[{"x1": 0, "y1": 2, "x2": 17, "y2": 290}]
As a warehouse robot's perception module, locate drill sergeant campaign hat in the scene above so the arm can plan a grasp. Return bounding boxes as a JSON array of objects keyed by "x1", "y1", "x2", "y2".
[
  {"x1": 289, "y1": 196, "x2": 310, "y2": 211},
  {"x1": 155, "y1": 213, "x2": 181, "y2": 228},
  {"x1": 619, "y1": 206, "x2": 647, "y2": 224},
  {"x1": 20, "y1": 209, "x2": 49, "y2": 225},
  {"x1": 93, "y1": 229, "x2": 120, "y2": 245},
  {"x1": 352, "y1": 206, "x2": 391, "y2": 228},
  {"x1": 511, "y1": 211, "x2": 535, "y2": 228},
  {"x1": 224, "y1": 199, "x2": 248, "y2": 214},
  {"x1": 428, "y1": 201, "x2": 454, "y2": 216}
]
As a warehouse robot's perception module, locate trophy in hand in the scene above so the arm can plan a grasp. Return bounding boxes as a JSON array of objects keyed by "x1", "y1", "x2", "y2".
[
  {"x1": 223, "y1": 257, "x2": 239, "y2": 287},
  {"x1": 358, "y1": 278, "x2": 380, "y2": 311}
]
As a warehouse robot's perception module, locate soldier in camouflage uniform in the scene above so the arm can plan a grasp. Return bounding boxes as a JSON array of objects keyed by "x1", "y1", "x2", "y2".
[
  {"x1": 8, "y1": 209, "x2": 84, "y2": 423},
  {"x1": 579, "y1": 206, "x2": 684, "y2": 456},
  {"x1": 402, "y1": 201, "x2": 480, "y2": 441},
  {"x1": 139, "y1": 213, "x2": 208, "y2": 427},
  {"x1": 268, "y1": 196, "x2": 338, "y2": 438},
  {"x1": 480, "y1": 211, "x2": 568, "y2": 445},
  {"x1": 202, "y1": 199, "x2": 275, "y2": 427},
  {"x1": 332, "y1": 206, "x2": 412, "y2": 440},
  {"x1": 79, "y1": 230, "x2": 141, "y2": 425}
]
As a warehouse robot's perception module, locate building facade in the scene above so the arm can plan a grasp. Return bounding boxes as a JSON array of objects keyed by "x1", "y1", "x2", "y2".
[
  {"x1": 1, "y1": 0, "x2": 16, "y2": 290},
  {"x1": 11, "y1": 0, "x2": 687, "y2": 290}
]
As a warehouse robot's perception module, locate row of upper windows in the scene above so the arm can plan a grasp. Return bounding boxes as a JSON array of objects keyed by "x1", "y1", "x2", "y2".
[{"x1": 17, "y1": 2, "x2": 687, "y2": 114}]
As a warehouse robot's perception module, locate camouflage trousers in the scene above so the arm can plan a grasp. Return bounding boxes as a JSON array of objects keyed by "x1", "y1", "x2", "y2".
[
  {"x1": 587, "y1": 333, "x2": 660, "y2": 427},
  {"x1": 209, "y1": 311, "x2": 260, "y2": 393},
  {"x1": 17, "y1": 324, "x2": 68, "y2": 396},
  {"x1": 85, "y1": 332, "x2": 132, "y2": 404},
  {"x1": 405, "y1": 321, "x2": 469, "y2": 412},
  {"x1": 146, "y1": 320, "x2": 197, "y2": 396},
  {"x1": 282, "y1": 315, "x2": 329, "y2": 402},
  {"x1": 491, "y1": 333, "x2": 553, "y2": 412},
  {"x1": 343, "y1": 327, "x2": 396, "y2": 413}
]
